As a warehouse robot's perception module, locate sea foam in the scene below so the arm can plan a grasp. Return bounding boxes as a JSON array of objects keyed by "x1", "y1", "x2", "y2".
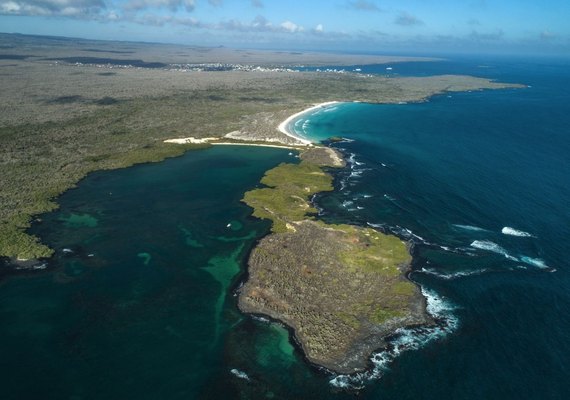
[
  {"x1": 470, "y1": 240, "x2": 519, "y2": 261},
  {"x1": 420, "y1": 267, "x2": 490, "y2": 280},
  {"x1": 329, "y1": 287, "x2": 458, "y2": 389},
  {"x1": 520, "y1": 256, "x2": 549, "y2": 269},
  {"x1": 230, "y1": 368, "x2": 250, "y2": 381},
  {"x1": 501, "y1": 227, "x2": 535, "y2": 237},
  {"x1": 453, "y1": 224, "x2": 488, "y2": 232}
]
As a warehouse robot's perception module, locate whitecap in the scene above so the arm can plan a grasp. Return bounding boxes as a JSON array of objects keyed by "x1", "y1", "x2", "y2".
[
  {"x1": 329, "y1": 287, "x2": 458, "y2": 389},
  {"x1": 420, "y1": 267, "x2": 490, "y2": 280},
  {"x1": 230, "y1": 368, "x2": 250, "y2": 381},
  {"x1": 501, "y1": 227, "x2": 535, "y2": 238},
  {"x1": 330, "y1": 137, "x2": 354, "y2": 144},
  {"x1": 367, "y1": 222, "x2": 386, "y2": 229},
  {"x1": 347, "y1": 153, "x2": 366, "y2": 168},
  {"x1": 470, "y1": 240, "x2": 519, "y2": 261},
  {"x1": 453, "y1": 224, "x2": 488, "y2": 232},
  {"x1": 520, "y1": 256, "x2": 549, "y2": 269},
  {"x1": 396, "y1": 227, "x2": 427, "y2": 243}
]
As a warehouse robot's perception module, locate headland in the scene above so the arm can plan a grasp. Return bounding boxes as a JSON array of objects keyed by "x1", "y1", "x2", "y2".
[{"x1": 237, "y1": 145, "x2": 431, "y2": 373}]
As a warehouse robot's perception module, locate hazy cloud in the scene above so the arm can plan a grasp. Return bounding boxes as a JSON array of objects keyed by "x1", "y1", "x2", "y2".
[
  {"x1": 133, "y1": 13, "x2": 203, "y2": 27},
  {"x1": 467, "y1": 18, "x2": 480, "y2": 26},
  {"x1": 469, "y1": 29, "x2": 504, "y2": 41},
  {"x1": 250, "y1": 14, "x2": 271, "y2": 30},
  {"x1": 395, "y1": 12, "x2": 423, "y2": 26},
  {"x1": 280, "y1": 20, "x2": 303, "y2": 33},
  {"x1": 347, "y1": 0, "x2": 380, "y2": 12},
  {"x1": 540, "y1": 30, "x2": 555, "y2": 40},
  {"x1": 124, "y1": 0, "x2": 195, "y2": 12},
  {"x1": 208, "y1": 0, "x2": 221, "y2": 6},
  {"x1": 218, "y1": 16, "x2": 267, "y2": 32},
  {"x1": 0, "y1": 0, "x2": 105, "y2": 16},
  {"x1": 216, "y1": 15, "x2": 304, "y2": 34},
  {"x1": 251, "y1": 0, "x2": 262, "y2": 8}
]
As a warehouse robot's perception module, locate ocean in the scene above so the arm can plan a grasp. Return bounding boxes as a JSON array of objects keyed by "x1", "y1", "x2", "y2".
[{"x1": 1, "y1": 56, "x2": 569, "y2": 399}]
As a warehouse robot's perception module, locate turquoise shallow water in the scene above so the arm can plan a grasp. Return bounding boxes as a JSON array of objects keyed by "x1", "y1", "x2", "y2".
[{"x1": 1, "y1": 57, "x2": 570, "y2": 399}]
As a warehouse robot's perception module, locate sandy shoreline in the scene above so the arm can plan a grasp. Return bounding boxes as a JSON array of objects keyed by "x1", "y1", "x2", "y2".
[
  {"x1": 164, "y1": 137, "x2": 303, "y2": 150},
  {"x1": 164, "y1": 102, "x2": 343, "y2": 148},
  {"x1": 277, "y1": 101, "x2": 340, "y2": 145},
  {"x1": 211, "y1": 142, "x2": 301, "y2": 150}
]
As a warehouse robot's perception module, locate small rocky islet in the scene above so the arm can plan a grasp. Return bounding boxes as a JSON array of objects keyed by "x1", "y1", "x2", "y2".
[{"x1": 239, "y1": 146, "x2": 432, "y2": 374}]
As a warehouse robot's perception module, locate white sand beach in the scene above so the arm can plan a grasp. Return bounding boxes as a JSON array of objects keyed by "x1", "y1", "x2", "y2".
[{"x1": 277, "y1": 101, "x2": 340, "y2": 144}]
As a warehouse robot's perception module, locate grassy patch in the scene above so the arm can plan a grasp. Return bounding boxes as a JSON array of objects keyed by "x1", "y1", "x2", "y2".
[
  {"x1": 242, "y1": 161, "x2": 334, "y2": 232},
  {"x1": 370, "y1": 307, "x2": 405, "y2": 324},
  {"x1": 331, "y1": 224, "x2": 411, "y2": 276}
]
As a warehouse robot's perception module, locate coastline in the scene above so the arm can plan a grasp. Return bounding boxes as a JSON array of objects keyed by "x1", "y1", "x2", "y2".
[
  {"x1": 210, "y1": 142, "x2": 301, "y2": 150},
  {"x1": 164, "y1": 103, "x2": 344, "y2": 149},
  {"x1": 277, "y1": 101, "x2": 341, "y2": 145},
  {"x1": 164, "y1": 137, "x2": 305, "y2": 150},
  {"x1": 2, "y1": 57, "x2": 524, "y2": 262},
  {"x1": 238, "y1": 146, "x2": 431, "y2": 374}
]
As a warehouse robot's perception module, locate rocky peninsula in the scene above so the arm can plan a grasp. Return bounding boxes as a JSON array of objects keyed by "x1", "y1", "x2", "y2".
[{"x1": 238, "y1": 147, "x2": 432, "y2": 373}]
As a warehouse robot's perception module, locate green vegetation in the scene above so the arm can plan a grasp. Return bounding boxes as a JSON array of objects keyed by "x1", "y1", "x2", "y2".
[
  {"x1": 370, "y1": 308, "x2": 405, "y2": 324},
  {"x1": 242, "y1": 161, "x2": 333, "y2": 232},
  {"x1": 335, "y1": 224, "x2": 411, "y2": 275},
  {"x1": 239, "y1": 148, "x2": 430, "y2": 373},
  {"x1": 0, "y1": 132, "x2": 207, "y2": 259},
  {"x1": 0, "y1": 42, "x2": 522, "y2": 261},
  {"x1": 0, "y1": 220, "x2": 54, "y2": 259}
]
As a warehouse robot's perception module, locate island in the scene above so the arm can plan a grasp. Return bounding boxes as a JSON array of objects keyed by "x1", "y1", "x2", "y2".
[{"x1": 237, "y1": 146, "x2": 430, "y2": 373}]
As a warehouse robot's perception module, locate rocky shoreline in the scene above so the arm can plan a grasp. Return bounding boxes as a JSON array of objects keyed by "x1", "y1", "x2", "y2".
[{"x1": 238, "y1": 147, "x2": 432, "y2": 374}]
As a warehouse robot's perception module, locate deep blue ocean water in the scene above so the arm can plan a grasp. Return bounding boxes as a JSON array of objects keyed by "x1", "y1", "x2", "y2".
[{"x1": 1, "y1": 57, "x2": 569, "y2": 399}]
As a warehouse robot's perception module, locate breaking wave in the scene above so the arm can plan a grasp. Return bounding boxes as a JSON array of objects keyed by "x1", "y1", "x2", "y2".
[
  {"x1": 453, "y1": 224, "x2": 488, "y2": 232},
  {"x1": 230, "y1": 368, "x2": 250, "y2": 381},
  {"x1": 502, "y1": 227, "x2": 535, "y2": 237},
  {"x1": 329, "y1": 287, "x2": 458, "y2": 390},
  {"x1": 420, "y1": 267, "x2": 491, "y2": 280},
  {"x1": 520, "y1": 256, "x2": 550, "y2": 269},
  {"x1": 470, "y1": 240, "x2": 519, "y2": 261}
]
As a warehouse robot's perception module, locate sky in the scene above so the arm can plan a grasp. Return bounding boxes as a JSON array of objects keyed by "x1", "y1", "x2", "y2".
[{"x1": 1, "y1": 0, "x2": 569, "y2": 56}]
